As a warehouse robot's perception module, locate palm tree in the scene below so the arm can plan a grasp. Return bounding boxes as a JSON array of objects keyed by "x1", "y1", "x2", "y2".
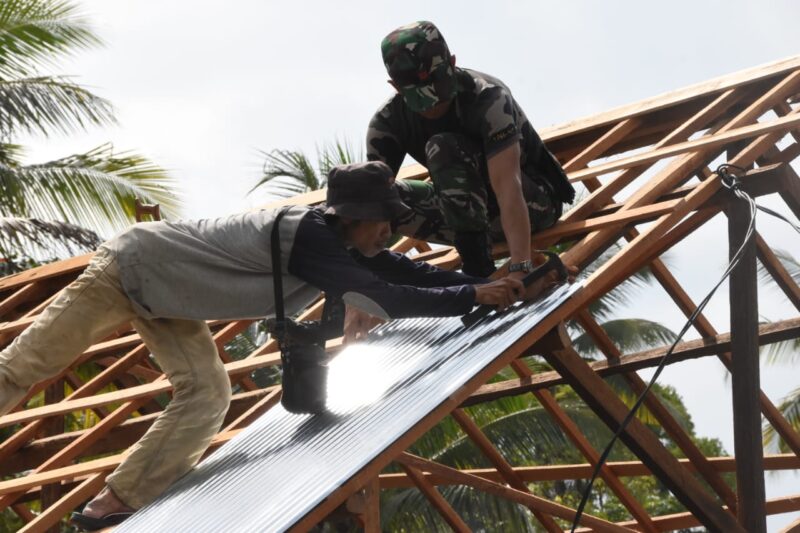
[
  {"x1": 760, "y1": 249, "x2": 800, "y2": 452},
  {"x1": 249, "y1": 138, "x2": 361, "y2": 201},
  {"x1": 0, "y1": 0, "x2": 179, "y2": 270}
]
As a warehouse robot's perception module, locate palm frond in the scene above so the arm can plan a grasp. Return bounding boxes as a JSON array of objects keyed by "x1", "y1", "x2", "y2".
[
  {"x1": 761, "y1": 336, "x2": 800, "y2": 365},
  {"x1": 0, "y1": 0, "x2": 100, "y2": 78},
  {"x1": 0, "y1": 214, "x2": 99, "y2": 261},
  {"x1": 317, "y1": 138, "x2": 362, "y2": 177},
  {"x1": 758, "y1": 247, "x2": 799, "y2": 286},
  {"x1": 572, "y1": 318, "x2": 676, "y2": 358},
  {"x1": 382, "y1": 485, "x2": 536, "y2": 532},
  {"x1": 0, "y1": 143, "x2": 180, "y2": 230},
  {"x1": 248, "y1": 148, "x2": 320, "y2": 201},
  {"x1": 763, "y1": 387, "x2": 800, "y2": 453},
  {"x1": 249, "y1": 137, "x2": 363, "y2": 201},
  {"x1": 582, "y1": 242, "x2": 669, "y2": 321},
  {"x1": 0, "y1": 76, "x2": 115, "y2": 136}
]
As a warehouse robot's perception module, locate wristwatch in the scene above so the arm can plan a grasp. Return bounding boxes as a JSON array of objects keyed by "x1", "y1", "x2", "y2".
[{"x1": 508, "y1": 260, "x2": 533, "y2": 273}]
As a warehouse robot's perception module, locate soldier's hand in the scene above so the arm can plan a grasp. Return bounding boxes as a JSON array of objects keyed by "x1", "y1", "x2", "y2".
[
  {"x1": 343, "y1": 306, "x2": 386, "y2": 344},
  {"x1": 473, "y1": 278, "x2": 524, "y2": 311}
]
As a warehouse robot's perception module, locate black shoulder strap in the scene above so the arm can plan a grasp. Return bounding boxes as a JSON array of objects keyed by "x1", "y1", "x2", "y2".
[{"x1": 270, "y1": 206, "x2": 293, "y2": 323}]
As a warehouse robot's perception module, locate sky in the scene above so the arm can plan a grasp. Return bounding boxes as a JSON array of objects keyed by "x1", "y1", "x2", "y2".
[{"x1": 16, "y1": 0, "x2": 800, "y2": 529}]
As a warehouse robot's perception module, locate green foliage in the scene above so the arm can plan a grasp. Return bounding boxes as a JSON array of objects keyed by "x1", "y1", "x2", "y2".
[
  {"x1": 0, "y1": 0, "x2": 180, "y2": 265},
  {"x1": 0, "y1": 0, "x2": 100, "y2": 79},
  {"x1": 758, "y1": 248, "x2": 800, "y2": 450},
  {"x1": 572, "y1": 318, "x2": 676, "y2": 358},
  {"x1": 249, "y1": 138, "x2": 362, "y2": 200}
]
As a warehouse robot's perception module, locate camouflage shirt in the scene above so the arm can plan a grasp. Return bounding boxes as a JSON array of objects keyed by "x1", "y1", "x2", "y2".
[{"x1": 367, "y1": 68, "x2": 574, "y2": 203}]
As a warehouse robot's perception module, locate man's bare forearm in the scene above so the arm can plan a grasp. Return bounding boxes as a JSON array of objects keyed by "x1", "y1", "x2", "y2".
[{"x1": 488, "y1": 143, "x2": 531, "y2": 267}]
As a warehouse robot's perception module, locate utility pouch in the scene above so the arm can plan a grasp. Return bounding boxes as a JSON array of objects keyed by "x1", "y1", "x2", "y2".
[{"x1": 269, "y1": 208, "x2": 343, "y2": 414}]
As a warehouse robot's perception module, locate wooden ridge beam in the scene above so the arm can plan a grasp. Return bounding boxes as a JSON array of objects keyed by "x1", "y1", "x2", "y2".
[
  {"x1": 565, "y1": 79, "x2": 800, "y2": 271},
  {"x1": 542, "y1": 55, "x2": 800, "y2": 141}
]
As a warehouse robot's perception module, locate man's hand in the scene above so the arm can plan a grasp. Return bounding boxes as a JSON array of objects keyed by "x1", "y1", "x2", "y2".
[
  {"x1": 473, "y1": 278, "x2": 525, "y2": 311},
  {"x1": 518, "y1": 260, "x2": 580, "y2": 302},
  {"x1": 343, "y1": 306, "x2": 386, "y2": 344}
]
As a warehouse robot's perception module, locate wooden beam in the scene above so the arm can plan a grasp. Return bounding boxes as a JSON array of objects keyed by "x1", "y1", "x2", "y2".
[
  {"x1": 18, "y1": 472, "x2": 108, "y2": 533},
  {"x1": 400, "y1": 464, "x2": 471, "y2": 532},
  {"x1": 728, "y1": 196, "x2": 767, "y2": 532},
  {"x1": 449, "y1": 409, "x2": 563, "y2": 532},
  {"x1": 566, "y1": 111, "x2": 800, "y2": 182},
  {"x1": 541, "y1": 55, "x2": 800, "y2": 141},
  {"x1": 538, "y1": 324, "x2": 743, "y2": 532},
  {"x1": 590, "y1": 494, "x2": 800, "y2": 533},
  {"x1": 0, "y1": 389, "x2": 272, "y2": 477},
  {"x1": 395, "y1": 453, "x2": 631, "y2": 532},
  {"x1": 0, "y1": 355, "x2": 281, "y2": 429},
  {"x1": 0, "y1": 254, "x2": 91, "y2": 293},
  {"x1": 465, "y1": 317, "x2": 800, "y2": 405},
  {"x1": 504, "y1": 361, "x2": 658, "y2": 532},
  {"x1": 0, "y1": 430, "x2": 240, "y2": 497},
  {"x1": 562, "y1": 118, "x2": 643, "y2": 171},
  {"x1": 573, "y1": 309, "x2": 739, "y2": 511},
  {"x1": 561, "y1": 88, "x2": 743, "y2": 224},
  {"x1": 379, "y1": 453, "x2": 800, "y2": 488}
]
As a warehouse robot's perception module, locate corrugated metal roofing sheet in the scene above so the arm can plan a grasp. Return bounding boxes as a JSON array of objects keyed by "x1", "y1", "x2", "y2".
[{"x1": 115, "y1": 283, "x2": 581, "y2": 533}]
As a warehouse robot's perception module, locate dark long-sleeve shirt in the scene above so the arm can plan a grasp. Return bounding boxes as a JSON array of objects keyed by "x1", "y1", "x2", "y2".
[
  {"x1": 289, "y1": 209, "x2": 488, "y2": 318},
  {"x1": 107, "y1": 206, "x2": 486, "y2": 321}
]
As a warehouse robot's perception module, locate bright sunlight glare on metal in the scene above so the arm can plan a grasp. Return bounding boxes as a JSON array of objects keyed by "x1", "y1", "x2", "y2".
[{"x1": 325, "y1": 343, "x2": 409, "y2": 413}]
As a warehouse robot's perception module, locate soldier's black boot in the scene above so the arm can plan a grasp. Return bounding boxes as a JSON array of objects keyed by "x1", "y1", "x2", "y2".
[{"x1": 454, "y1": 231, "x2": 496, "y2": 278}]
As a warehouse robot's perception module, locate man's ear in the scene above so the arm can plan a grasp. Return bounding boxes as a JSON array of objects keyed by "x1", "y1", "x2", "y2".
[{"x1": 387, "y1": 79, "x2": 400, "y2": 93}]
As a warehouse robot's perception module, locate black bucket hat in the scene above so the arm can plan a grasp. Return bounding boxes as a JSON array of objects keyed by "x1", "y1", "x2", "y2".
[{"x1": 324, "y1": 161, "x2": 411, "y2": 221}]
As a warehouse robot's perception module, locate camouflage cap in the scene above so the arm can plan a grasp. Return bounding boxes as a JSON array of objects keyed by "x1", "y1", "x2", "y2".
[{"x1": 381, "y1": 21, "x2": 457, "y2": 113}]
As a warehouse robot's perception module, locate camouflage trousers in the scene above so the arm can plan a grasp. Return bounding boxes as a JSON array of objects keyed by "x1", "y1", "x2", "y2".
[{"x1": 393, "y1": 132, "x2": 560, "y2": 245}]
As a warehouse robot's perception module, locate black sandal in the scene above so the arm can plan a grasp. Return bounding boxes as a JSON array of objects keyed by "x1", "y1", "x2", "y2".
[
  {"x1": 70, "y1": 510, "x2": 134, "y2": 531},
  {"x1": 461, "y1": 251, "x2": 568, "y2": 328}
]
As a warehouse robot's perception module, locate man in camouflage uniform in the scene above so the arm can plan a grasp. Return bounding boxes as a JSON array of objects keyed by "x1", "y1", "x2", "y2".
[{"x1": 367, "y1": 21, "x2": 575, "y2": 278}]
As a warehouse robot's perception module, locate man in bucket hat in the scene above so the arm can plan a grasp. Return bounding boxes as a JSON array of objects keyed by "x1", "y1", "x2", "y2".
[
  {"x1": 0, "y1": 161, "x2": 555, "y2": 530},
  {"x1": 368, "y1": 21, "x2": 576, "y2": 278}
]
